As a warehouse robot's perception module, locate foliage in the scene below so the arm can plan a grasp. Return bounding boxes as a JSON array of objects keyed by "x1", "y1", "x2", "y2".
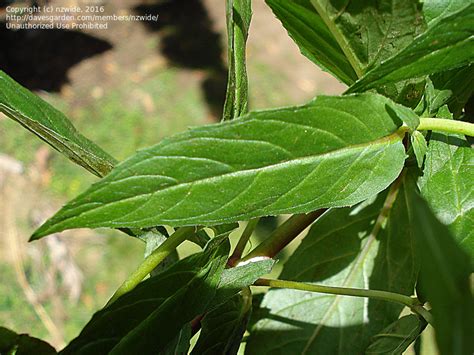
[{"x1": 0, "y1": 0, "x2": 473, "y2": 354}]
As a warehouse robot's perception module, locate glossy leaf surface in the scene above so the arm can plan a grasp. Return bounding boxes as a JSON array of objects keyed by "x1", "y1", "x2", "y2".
[
  {"x1": 247, "y1": 179, "x2": 418, "y2": 354},
  {"x1": 0, "y1": 71, "x2": 116, "y2": 177},
  {"x1": 33, "y1": 93, "x2": 407, "y2": 239},
  {"x1": 348, "y1": 6, "x2": 474, "y2": 93}
]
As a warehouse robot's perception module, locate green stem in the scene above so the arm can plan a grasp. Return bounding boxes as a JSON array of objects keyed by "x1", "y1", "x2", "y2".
[
  {"x1": 241, "y1": 210, "x2": 325, "y2": 261},
  {"x1": 106, "y1": 226, "x2": 196, "y2": 305},
  {"x1": 228, "y1": 218, "x2": 259, "y2": 266},
  {"x1": 255, "y1": 278, "x2": 415, "y2": 306},
  {"x1": 418, "y1": 117, "x2": 474, "y2": 137},
  {"x1": 254, "y1": 278, "x2": 433, "y2": 324}
]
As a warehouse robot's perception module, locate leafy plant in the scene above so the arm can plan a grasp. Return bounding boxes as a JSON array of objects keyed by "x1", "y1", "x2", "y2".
[{"x1": 1, "y1": 0, "x2": 473, "y2": 353}]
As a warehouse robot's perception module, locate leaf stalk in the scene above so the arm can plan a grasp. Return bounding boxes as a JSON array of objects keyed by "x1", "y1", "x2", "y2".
[
  {"x1": 417, "y1": 117, "x2": 474, "y2": 137},
  {"x1": 106, "y1": 226, "x2": 196, "y2": 305},
  {"x1": 254, "y1": 278, "x2": 433, "y2": 324},
  {"x1": 241, "y1": 210, "x2": 325, "y2": 261},
  {"x1": 228, "y1": 218, "x2": 260, "y2": 266}
]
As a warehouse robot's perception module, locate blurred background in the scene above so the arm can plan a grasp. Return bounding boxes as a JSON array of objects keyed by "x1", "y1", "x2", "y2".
[{"x1": 0, "y1": 0, "x2": 348, "y2": 349}]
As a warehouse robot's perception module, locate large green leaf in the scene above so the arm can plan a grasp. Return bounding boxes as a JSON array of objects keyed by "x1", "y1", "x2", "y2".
[
  {"x1": 308, "y1": 0, "x2": 424, "y2": 77},
  {"x1": 348, "y1": 5, "x2": 474, "y2": 93},
  {"x1": 192, "y1": 291, "x2": 252, "y2": 355},
  {"x1": 418, "y1": 117, "x2": 474, "y2": 259},
  {"x1": 246, "y1": 179, "x2": 418, "y2": 354},
  {"x1": 0, "y1": 327, "x2": 57, "y2": 355},
  {"x1": 223, "y1": 0, "x2": 251, "y2": 121},
  {"x1": 265, "y1": 0, "x2": 357, "y2": 85},
  {"x1": 60, "y1": 237, "x2": 230, "y2": 355},
  {"x1": 32, "y1": 93, "x2": 408, "y2": 239},
  {"x1": 404, "y1": 177, "x2": 473, "y2": 355},
  {"x1": 366, "y1": 315, "x2": 426, "y2": 355},
  {"x1": 0, "y1": 71, "x2": 116, "y2": 177}
]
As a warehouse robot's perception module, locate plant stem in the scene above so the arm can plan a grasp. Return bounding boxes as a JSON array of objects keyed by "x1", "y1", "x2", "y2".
[
  {"x1": 255, "y1": 278, "x2": 416, "y2": 306},
  {"x1": 418, "y1": 117, "x2": 474, "y2": 137},
  {"x1": 241, "y1": 210, "x2": 325, "y2": 261},
  {"x1": 228, "y1": 218, "x2": 259, "y2": 266},
  {"x1": 254, "y1": 278, "x2": 433, "y2": 324},
  {"x1": 106, "y1": 226, "x2": 196, "y2": 305}
]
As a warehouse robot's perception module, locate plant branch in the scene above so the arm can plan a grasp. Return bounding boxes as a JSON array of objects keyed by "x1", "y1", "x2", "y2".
[
  {"x1": 228, "y1": 218, "x2": 259, "y2": 266},
  {"x1": 241, "y1": 210, "x2": 325, "y2": 261},
  {"x1": 106, "y1": 226, "x2": 196, "y2": 305},
  {"x1": 417, "y1": 117, "x2": 474, "y2": 137},
  {"x1": 254, "y1": 278, "x2": 433, "y2": 324}
]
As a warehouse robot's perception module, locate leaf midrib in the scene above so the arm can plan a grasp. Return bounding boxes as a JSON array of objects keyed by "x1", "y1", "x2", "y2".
[
  {"x1": 52, "y1": 131, "x2": 402, "y2": 224},
  {"x1": 309, "y1": 0, "x2": 364, "y2": 77}
]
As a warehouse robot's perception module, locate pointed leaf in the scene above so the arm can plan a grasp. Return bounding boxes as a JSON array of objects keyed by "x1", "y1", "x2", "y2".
[
  {"x1": 348, "y1": 6, "x2": 474, "y2": 93},
  {"x1": 366, "y1": 315, "x2": 426, "y2": 355},
  {"x1": 265, "y1": 0, "x2": 357, "y2": 85},
  {"x1": 0, "y1": 70, "x2": 116, "y2": 177},
  {"x1": 405, "y1": 177, "x2": 473, "y2": 355},
  {"x1": 223, "y1": 0, "x2": 251, "y2": 120},
  {"x1": 247, "y1": 178, "x2": 418, "y2": 354},
  {"x1": 32, "y1": 93, "x2": 407, "y2": 239},
  {"x1": 411, "y1": 131, "x2": 428, "y2": 168}
]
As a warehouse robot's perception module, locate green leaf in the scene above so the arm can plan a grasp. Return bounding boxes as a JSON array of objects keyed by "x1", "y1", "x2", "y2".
[
  {"x1": 366, "y1": 315, "x2": 427, "y2": 355},
  {"x1": 404, "y1": 177, "x2": 473, "y2": 355},
  {"x1": 423, "y1": 0, "x2": 469, "y2": 25},
  {"x1": 424, "y1": 66, "x2": 474, "y2": 117},
  {"x1": 216, "y1": 258, "x2": 274, "y2": 304},
  {"x1": 162, "y1": 325, "x2": 191, "y2": 355},
  {"x1": 223, "y1": 0, "x2": 251, "y2": 121},
  {"x1": 348, "y1": 5, "x2": 474, "y2": 93},
  {"x1": 141, "y1": 229, "x2": 179, "y2": 276},
  {"x1": 265, "y1": 0, "x2": 357, "y2": 85},
  {"x1": 0, "y1": 326, "x2": 57, "y2": 355},
  {"x1": 60, "y1": 237, "x2": 230, "y2": 355},
  {"x1": 32, "y1": 93, "x2": 407, "y2": 239},
  {"x1": 418, "y1": 117, "x2": 474, "y2": 259},
  {"x1": 247, "y1": 178, "x2": 418, "y2": 354},
  {"x1": 411, "y1": 131, "x2": 428, "y2": 168},
  {"x1": 308, "y1": 0, "x2": 424, "y2": 77},
  {"x1": 192, "y1": 291, "x2": 252, "y2": 355},
  {"x1": 0, "y1": 70, "x2": 116, "y2": 177}
]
